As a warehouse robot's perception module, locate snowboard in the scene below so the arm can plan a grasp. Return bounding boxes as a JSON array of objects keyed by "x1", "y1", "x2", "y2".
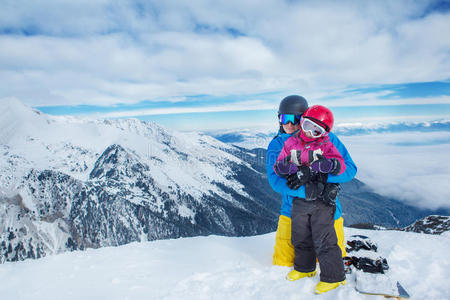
[
  {"x1": 345, "y1": 235, "x2": 410, "y2": 299},
  {"x1": 355, "y1": 270, "x2": 410, "y2": 299}
]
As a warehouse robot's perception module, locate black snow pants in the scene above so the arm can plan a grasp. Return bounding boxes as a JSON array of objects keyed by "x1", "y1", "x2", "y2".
[{"x1": 291, "y1": 197, "x2": 345, "y2": 283}]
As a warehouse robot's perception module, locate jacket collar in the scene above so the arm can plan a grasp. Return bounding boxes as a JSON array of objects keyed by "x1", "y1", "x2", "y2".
[{"x1": 278, "y1": 129, "x2": 300, "y2": 141}]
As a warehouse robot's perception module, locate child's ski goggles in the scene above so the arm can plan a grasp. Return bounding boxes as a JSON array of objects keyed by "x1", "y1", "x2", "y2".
[
  {"x1": 301, "y1": 117, "x2": 327, "y2": 138},
  {"x1": 279, "y1": 114, "x2": 301, "y2": 125}
]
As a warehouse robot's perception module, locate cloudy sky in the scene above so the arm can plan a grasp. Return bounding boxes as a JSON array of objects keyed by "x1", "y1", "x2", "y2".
[{"x1": 1, "y1": 0, "x2": 450, "y2": 130}]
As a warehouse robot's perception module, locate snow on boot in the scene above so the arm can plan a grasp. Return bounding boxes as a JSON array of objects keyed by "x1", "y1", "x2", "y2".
[
  {"x1": 286, "y1": 270, "x2": 316, "y2": 281},
  {"x1": 314, "y1": 280, "x2": 346, "y2": 294}
]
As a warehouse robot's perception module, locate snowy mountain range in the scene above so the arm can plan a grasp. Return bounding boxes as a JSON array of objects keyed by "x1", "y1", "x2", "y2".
[
  {"x1": 0, "y1": 99, "x2": 280, "y2": 263},
  {"x1": 402, "y1": 215, "x2": 450, "y2": 235},
  {"x1": 0, "y1": 99, "x2": 448, "y2": 264},
  {"x1": 206, "y1": 120, "x2": 450, "y2": 149}
]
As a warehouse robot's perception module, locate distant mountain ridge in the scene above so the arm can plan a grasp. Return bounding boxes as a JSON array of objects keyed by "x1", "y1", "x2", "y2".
[
  {"x1": 206, "y1": 119, "x2": 450, "y2": 148},
  {"x1": 233, "y1": 145, "x2": 450, "y2": 228},
  {"x1": 336, "y1": 177, "x2": 450, "y2": 228},
  {"x1": 401, "y1": 215, "x2": 450, "y2": 235}
]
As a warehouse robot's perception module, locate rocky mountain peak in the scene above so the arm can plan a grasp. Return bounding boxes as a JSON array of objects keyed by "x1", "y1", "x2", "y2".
[
  {"x1": 89, "y1": 144, "x2": 148, "y2": 181},
  {"x1": 402, "y1": 215, "x2": 450, "y2": 235}
]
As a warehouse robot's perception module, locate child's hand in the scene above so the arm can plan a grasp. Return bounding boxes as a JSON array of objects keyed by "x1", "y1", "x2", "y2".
[
  {"x1": 311, "y1": 154, "x2": 340, "y2": 174},
  {"x1": 274, "y1": 155, "x2": 299, "y2": 177}
]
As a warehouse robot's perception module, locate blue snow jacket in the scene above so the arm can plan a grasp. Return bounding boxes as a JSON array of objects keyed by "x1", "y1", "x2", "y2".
[{"x1": 266, "y1": 130, "x2": 357, "y2": 220}]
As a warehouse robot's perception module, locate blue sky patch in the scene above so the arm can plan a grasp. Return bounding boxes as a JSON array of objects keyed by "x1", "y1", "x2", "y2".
[
  {"x1": 423, "y1": 0, "x2": 450, "y2": 16},
  {"x1": 35, "y1": 80, "x2": 450, "y2": 130},
  {"x1": 37, "y1": 91, "x2": 283, "y2": 116},
  {"x1": 344, "y1": 81, "x2": 450, "y2": 99}
]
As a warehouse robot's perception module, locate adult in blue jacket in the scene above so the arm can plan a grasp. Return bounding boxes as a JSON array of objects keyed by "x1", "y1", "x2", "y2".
[{"x1": 266, "y1": 95, "x2": 357, "y2": 266}]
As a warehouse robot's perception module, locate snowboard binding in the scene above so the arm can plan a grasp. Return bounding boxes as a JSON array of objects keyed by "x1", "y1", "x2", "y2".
[
  {"x1": 346, "y1": 235, "x2": 378, "y2": 253},
  {"x1": 344, "y1": 256, "x2": 389, "y2": 274}
]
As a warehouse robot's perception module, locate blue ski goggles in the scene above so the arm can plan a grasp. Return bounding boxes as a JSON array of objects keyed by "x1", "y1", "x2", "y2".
[{"x1": 279, "y1": 114, "x2": 301, "y2": 125}]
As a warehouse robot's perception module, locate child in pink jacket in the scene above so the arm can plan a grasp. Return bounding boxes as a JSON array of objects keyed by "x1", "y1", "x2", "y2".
[
  {"x1": 274, "y1": 105, "x2": 345, "y2": 181},
  {"x1": 273, "y1": 105, "x2": 347, "y2": 294}
]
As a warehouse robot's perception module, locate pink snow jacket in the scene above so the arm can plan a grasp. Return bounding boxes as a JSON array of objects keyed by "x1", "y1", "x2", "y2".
[{"x1": 275, "y1": 132, "x2": 346, "y2": 176}]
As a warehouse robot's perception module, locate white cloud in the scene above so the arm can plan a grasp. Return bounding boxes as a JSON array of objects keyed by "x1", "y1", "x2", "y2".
[
  {"x1": 340, "y1": 131, "x2": 450, "y2": 210},
  {"x1": 327, "y1": 94, "x2": 450, "y2": 107},
  {"x1": 90, "y1": 100, "x2": 276, "y2": 118},
  {"x1": 0, "y1": 1, "x2": 449, "y2": 107}
]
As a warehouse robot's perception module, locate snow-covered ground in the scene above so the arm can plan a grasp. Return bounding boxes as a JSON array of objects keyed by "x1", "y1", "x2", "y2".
[{"x1": 1, "y1": 227, "x2": 449, "y2": 300}]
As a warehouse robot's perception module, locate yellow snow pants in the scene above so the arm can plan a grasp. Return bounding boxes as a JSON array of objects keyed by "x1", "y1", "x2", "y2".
[{"x1": 273, "y1": 215, "x2": 346, "y2": 266}]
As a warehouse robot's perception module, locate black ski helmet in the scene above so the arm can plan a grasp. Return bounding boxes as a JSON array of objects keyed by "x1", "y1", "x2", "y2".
[{"x1": 278, "y1": 95, "x2": 309, "y2": 115}]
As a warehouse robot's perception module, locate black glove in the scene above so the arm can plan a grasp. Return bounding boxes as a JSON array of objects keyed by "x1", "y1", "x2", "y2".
[
  {"x1": 305, "y1": 181, "x2": 325, "y2": 201},
  {"x1": 320, "y1": 183, "x2": 341, "y2": 206},
  {"x1": 286, "y1": 165, "x2": 311, "y2": 190},
  {"x1": 305, "y1": 172, "x2": 329, "y2": 201}
]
